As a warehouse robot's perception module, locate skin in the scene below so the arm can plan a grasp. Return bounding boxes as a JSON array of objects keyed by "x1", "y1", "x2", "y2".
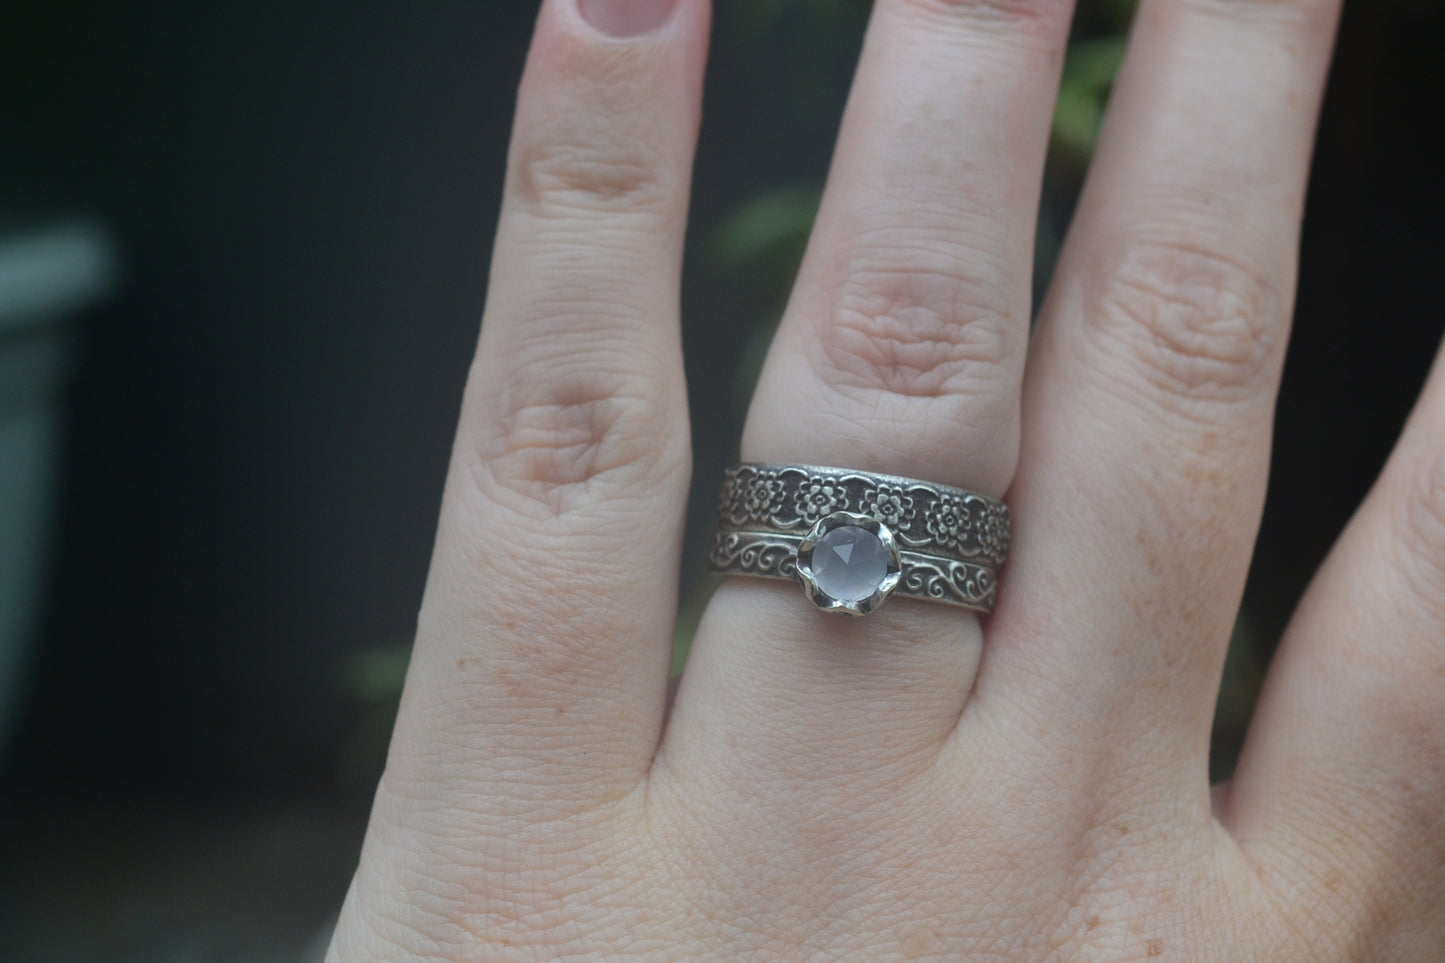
[{"x1": 327, "y1": 0, "x2": 1445, "y2": 959}]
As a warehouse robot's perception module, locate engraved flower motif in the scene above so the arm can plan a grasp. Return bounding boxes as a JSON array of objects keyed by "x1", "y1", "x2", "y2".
[
  {"x1": 925, "y1": 493, "x2": 968, "y2": 550},
  {"x1": 978, "y1": 505, "x2": 1010, "y2": 562},
  {"x1": 718, "y1": 474, "x2": 749, "y2": 524},
  {"x1": 743, "y1": 474, "x2": 782, "y2": 523},
  {"x1": 862, "y1": 485, "x2": 915, "y2": 529},
  {"x1": 794, "y1": 482, "x2": 844, "y2": 524}
]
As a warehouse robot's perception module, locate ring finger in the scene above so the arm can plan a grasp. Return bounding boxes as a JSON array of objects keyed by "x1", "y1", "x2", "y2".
[{"x1": 659, "y1": 0, "x2": 1075, "y2": 800}]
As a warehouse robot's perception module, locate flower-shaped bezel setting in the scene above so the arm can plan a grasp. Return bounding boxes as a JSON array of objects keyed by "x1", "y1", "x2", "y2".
[{"x1": 795, "y1": 511, "x2": 903, "y2": 616}]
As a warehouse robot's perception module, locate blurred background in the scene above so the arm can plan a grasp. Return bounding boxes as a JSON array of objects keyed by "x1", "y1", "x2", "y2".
[{"x1": 1, "y1": 0, "x2": 1443, "y2": 958}]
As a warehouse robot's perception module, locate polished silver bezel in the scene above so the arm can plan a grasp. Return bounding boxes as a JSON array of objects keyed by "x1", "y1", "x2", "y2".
[{"x1": 795, "y1": 511, "x2": 903, "y2": 616}]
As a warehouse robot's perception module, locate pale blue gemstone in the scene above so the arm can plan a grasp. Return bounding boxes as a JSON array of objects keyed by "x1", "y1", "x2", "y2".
[{"x1": 812, "y1": 526, "x2": 889, "y2": 602}]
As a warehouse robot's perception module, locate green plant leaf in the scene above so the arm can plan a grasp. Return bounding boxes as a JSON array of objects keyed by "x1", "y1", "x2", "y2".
[
  {"x1": 1051, "y1": 37, "x2": 1127, "y2": 159},
  {"x1": 706, "y1": 186, "x2": 821, "y2": 275}
]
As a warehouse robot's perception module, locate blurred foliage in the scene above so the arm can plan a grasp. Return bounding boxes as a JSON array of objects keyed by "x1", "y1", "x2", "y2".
[
  {"x1": 1052, "y1": 37, "x2": 1127, "y2": 161},
  {"x1": 705, "y1": 186, "x2": 819, "y2": 298},
  {"x1": 1213, "y1": 615, "x2": 1268, "y2": 782},
  {"x1": 704, "y1": 186, "x2": 820, "y2": 410},
  {"x1": 345, "y1": 642, "x2": 412, "y2": 702},
  {"x1": 337, "y1": 642, "x2": 410, "y2": 796}
]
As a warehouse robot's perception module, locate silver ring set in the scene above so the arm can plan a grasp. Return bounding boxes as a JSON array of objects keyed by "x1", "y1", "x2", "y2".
[{"x1": 709, "y1": 463, "x2": 1010, "y2": 616}]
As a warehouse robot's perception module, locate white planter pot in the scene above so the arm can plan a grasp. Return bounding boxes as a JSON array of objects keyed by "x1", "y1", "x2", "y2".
[{"x1": 0, "y1": 220, "x2": 118, "y2": 760}]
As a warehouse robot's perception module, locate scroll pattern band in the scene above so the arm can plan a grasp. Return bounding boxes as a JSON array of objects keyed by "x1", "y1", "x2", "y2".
[
  {"x1": 715, "y1": 463, "x2": 1009, "y2": 569},
  {"x1": 709, "y1": 531, "x2": 999, "y2": 613}
]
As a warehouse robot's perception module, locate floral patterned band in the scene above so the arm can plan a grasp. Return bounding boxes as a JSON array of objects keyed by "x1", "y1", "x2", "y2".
[{"x1": 712, "y1": 463, "x2": 1010, "y2": 569}]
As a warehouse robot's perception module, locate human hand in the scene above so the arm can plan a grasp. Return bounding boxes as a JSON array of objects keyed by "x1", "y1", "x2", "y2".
[{"x1": 327, "y1": 0, "x2": 1445, "y2": 959}]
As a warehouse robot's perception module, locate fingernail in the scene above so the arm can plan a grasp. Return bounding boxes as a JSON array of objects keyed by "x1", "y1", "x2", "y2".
[{"x1": 578, "y1": 0, "x2": 675, "y2": 37}]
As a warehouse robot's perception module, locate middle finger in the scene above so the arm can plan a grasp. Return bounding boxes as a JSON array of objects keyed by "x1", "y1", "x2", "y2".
[{"x1": 661, "y1": 0, "x2": 1075, "y2": 798}]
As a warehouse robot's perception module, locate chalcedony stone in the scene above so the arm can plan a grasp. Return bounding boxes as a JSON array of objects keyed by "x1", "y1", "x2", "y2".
[{"x1": 811, "y1": 525, "x2": 890, "y2": 602}]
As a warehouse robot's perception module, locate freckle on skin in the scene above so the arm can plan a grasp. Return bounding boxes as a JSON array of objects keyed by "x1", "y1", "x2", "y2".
[
  {"x1": 901, "y1": 930, "x2": 937, "y2": 959},
  {"x1": 493, "y1": 665, "x2": 530, "y2": 701},
  {"x1": 1147, "y1": 939, "x2": 1165, "y2": 957},
  {"x1": 1086, "y1": 914, "x2": 1101, "y2": 931}
]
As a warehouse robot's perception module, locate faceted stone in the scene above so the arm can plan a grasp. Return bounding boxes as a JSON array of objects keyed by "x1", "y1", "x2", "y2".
[{"x1": 811, "y1": 525, "x2": 890, "y2": 602}]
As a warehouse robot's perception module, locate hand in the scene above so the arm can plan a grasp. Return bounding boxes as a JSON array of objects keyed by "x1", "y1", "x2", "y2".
[{"x1": 327, "y1": 0, "x2": 1445, "y2": 959}]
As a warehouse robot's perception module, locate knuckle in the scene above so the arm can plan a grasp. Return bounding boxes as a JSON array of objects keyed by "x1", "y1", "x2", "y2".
[
  {"x1": 510, "y1": 17, "x2": 684, "y2": 218},
  {"x1": 472, "y1": 366, "x2": 683, "y2": 521},
  {"x1": 899, "y1": 0, "x2": 1071, "y2": 26},
  {"x1": 515, "y1": 137, "x2": 672, "y2": 215},
  {"x1": 1086, "y1": 235, "x2": 1284, "y2": 403},
  {"x1": 1184, "y1": 0, "x2": 1341, "y2": 32},
  {"x1": 816, "y1": 263, "x2": 1019, "y2": 404}
]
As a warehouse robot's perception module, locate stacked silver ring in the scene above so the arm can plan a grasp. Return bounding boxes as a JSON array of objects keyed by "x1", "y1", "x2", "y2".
[{"x1": 709, "y1": 463, "x2": 1010, "y2": 616}]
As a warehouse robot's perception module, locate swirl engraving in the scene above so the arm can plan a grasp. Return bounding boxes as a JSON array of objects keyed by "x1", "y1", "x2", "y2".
[
  {"x1": 900, "y1": 557, "x2": 996, "y2": 609},
  {"x1": 709, "y1": 530, "x2": 998, "y2": 613},
  {"x1": 710, "y1": 532, "x2": 798, "y2": 580}
]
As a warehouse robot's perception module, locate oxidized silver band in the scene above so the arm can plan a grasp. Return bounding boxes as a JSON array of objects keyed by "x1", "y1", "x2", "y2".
[{"x1": 710, "y1": 463, "x2": 1009, "y2": 616}]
